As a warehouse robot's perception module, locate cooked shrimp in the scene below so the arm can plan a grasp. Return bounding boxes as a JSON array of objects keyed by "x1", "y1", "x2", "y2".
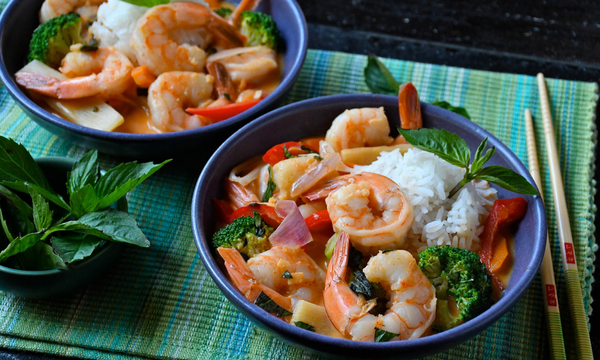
[
  {"x1": 272, "y1": 155, "x2": 322, "y2": 200},
  {"x1": 324, "y1": 172, "x2": 414, "y2": 253},
  {"x1": 325, "y1": 107, "x2": 394, "y2": 153},
  {"x1": 248, "y1": 246, "x2": 326, "y2": 306},
  {"x1": 218, "y1": 247, "x2": 293, "y2": 313},
  {"x1": 224, "y1": 179, "x2": 260, "y2": 209},
  {"x1": 39, "y1": 0, "x2": 105, "y2": 23},
  {"x1": 206, "y1": 46, "x2": 278, "y2": 84},
  {"x1": 130, "y1": 2, "x2": 244, "y2": 76},
  {"x1": 323, "y1": 232, "x2": 436, "y2": 341},
  {"x1": 147, "y1": 71, "x2": 213, "y2": 132},
  {"x1": 16, "y1": 46, "x2": 133, "y2": 99}
]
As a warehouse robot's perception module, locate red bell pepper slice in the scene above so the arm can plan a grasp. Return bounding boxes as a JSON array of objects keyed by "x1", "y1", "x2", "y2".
[
  {"x1": 262, "y1": 142, "x2": 320, "y2": 166},
  {"x1": 304, "y1": 210, "x2": 332, "y2": 232},
  {"x1": 228, "y1": 203, "x2": 284, "y2": 229},
  {"x1": 186, "y1": 99, "x2": 261, "y2": 122},
  {"x1": 479, "y1": 197, "x2": 527, "y2": 291}
]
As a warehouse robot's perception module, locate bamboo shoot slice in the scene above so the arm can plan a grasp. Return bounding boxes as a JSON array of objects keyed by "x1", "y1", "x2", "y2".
[
  {"x1": 341, "y1": 144, "x2": 413, "y2": 166},
  {"x1": 290, "y1": 300, "x2": 344, "y2": 338},
  {"x1": 17, "y1": 60, "x2": 124, "y2": 131}
]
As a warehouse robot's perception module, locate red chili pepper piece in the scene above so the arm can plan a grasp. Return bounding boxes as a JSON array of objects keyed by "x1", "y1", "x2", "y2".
[
  {"x1": 228, "y1": 203, "x2": 284, "y2": 229},
  {"x1": 479, "y1": 197, "x2": 527, "y2": 290},
  {"x1": 186, "y1": 99, "x2": 261, "y2": 122},
  {"x1": 262, "y1": 141, "x2": 319, "y2": 167},
  {"x1": 398, "y1": 82, "x2": 422, "y2": 130},
  {"x1": 304, "y1": 210, "x2": 332, "y2": 233}
]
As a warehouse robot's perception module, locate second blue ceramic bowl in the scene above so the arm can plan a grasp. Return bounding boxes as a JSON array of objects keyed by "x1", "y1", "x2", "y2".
[
  {"x1": 0, "y1": 0, "x2": 307, "y2": 160},
  {"x1": 191, "y1": 94, "x2": 546, "y2": 358}
]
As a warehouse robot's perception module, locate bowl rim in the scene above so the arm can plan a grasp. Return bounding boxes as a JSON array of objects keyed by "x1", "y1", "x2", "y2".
[
  {"x1": 0, "y1": 0, "x2": 308, "y2": 141},
  {"x1": 0, "y1": 156, "x2": 117, "y2": 276},
  {"x1": 191, "y1": 94, "x2": 547, "y2": 354}
]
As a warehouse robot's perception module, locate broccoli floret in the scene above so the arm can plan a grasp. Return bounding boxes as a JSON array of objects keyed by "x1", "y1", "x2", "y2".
[
  {"x1": 28, "y1": 13, "x2": 83, "y2": 69},
  {"x1": 212, "y1": 211, "x2": 273, "y2": 258},
  {"x1": 418, "y1": 246, "x2": 492, "y2": 332},
  {"x1": 214, "y1": 7, "x2": 233, "y2": 18},
  {"x1": 239, "y1": 11, "x2": 281, "y2": 51}
]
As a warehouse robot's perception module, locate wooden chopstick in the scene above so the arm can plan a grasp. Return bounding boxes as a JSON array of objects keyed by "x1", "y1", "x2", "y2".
[
  {"x1": 536, "y1": 73, "x2": 593, "y2": 359},
  {"x1": 524, "y1": 108, "x2": 566, "y2": 359}
]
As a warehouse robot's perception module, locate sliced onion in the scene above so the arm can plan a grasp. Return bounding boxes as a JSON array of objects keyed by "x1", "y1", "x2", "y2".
[
  {"x1": 228, "y1": 157, "x2": 264, "y2": 186},
  {"x1": 290, "y1": 153, "x2": 341, "y2": 199},
  {"x1": 319, "y1": 140, "x2": 355, "y2": 173},
  {"x1": 269, "y1": 200, "x2": 313, "y2": 247}
]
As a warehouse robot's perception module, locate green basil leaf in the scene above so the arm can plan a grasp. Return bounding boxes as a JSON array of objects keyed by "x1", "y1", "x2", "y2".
[
  {"x1": 0, "y1": 232, "x2": 42, "y2": 263},
  {"x1": 261, "y1": 166, "x2": 276, "y2": 202},
  {"x1": 119, "y1": 0, "x2": 169, "y2": 7},
  {"x1": 295, "y1": 321, "x2": 315, "y2": 332},
  {"x1": 28, "y1": 187, "x2": 53, "y2": 232},
  {"x1": 472, "y1": 138, "x2": 487, "y2": 164},
  {"x1": 117, "y1": 196, "x2": 128, "y2": 212},
  {"x1": 300, "y1": 145, "x2": 319, "y2": 154},
  {"x1": 254, "y1": 291, "x2": 292, "y2": 317},
  {"x1": 2, "y1": 181, "x2": 70, "y2": 211},
  {"x1": 364, "y1": 54, "x2": 400, "y2": 95},
  {"x1": 51, "y1": 233, "x2": 104, "y2": 263},
  {"x1": 94, "y1": 160, "x2": 169, "y2": 210},
  {"x1": 374, "y1": 328, "x2": 399, "y2": 342},
  {"x1": 349, "y1": 270, "x2": 374, "y2": 298},
  {"x1": 0, "y1": 184, "x2": 32, "y2": 218},
  {"x1": 282, "y1": 270, "x2": 293, "y2": 279},
  {"x1": 398, "y1": 128, "x2": 471, "y2": 168},
  {"x1": 70, "y1": 184, "x2": 100, "y2": 218},
  {"x1": 0, "y1": 205, "x2": 14, "y2": 242},
  {"x1": 348, "y1": 246, "x2": 363, "y2": 268},
  {"x1": 0, "y1": 137, "x2": 52, "y2": 191},
  {"x1": 17, "y1": 241, "x2": 67, "y2": 270},
  {"x1": 475, "y1": 166, "x2": 539, "y2": 195},
  {"x1": 471, "y1": 144, "x2": 495, "y2": 174},
  {"x1": 1, "y1": 198, "x2": 35, "y2": 236},
  {"x1": 68, "y1": 149, "x2": 99, "y2": 196},
  {"x1": 46, "y1": 210, "x2": 150, "y2": 247},
  {"x1": 431, "y1": 101, "x2": 471, "y2": 120},
  {"x1": 283, "y1": 145, "x2": 295, "y2": 159}
]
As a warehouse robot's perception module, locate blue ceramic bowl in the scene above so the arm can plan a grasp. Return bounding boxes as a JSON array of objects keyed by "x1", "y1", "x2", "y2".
[
  {"x1": 191, "y1": 94, "x2": 546, "y2": 358},
  {"x1": 0, "y1": 157, "x2": 122, "y2": 299},
  {"x1": 0, "y1": 0, "x2": 307, "y2": 160}
]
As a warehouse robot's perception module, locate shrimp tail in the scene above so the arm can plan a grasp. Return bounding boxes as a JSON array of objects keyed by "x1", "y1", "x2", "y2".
[
  {"x1": 16, "y1": 72, "x2": 101, "y2": 99},
  {"x1": 218, "y1": 247, "x2": 292, "y2": 313}
]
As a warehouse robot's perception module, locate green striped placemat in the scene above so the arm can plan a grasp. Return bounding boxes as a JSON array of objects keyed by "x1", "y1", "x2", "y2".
[{"x1": 0, "y1": 48, "x2": 597, "y2": 359}]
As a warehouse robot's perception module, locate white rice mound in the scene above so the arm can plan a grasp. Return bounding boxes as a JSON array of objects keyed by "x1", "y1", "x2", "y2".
[
  {"x1": 89, "y1": 0, "x2": 148, "y2": 65},
  {"x1": 353, "y1": 147, "x2": 498, "y2": 253}
]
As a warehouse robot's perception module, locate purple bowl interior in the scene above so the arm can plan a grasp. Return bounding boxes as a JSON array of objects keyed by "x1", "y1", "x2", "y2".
[
  {"x1": 192, "y1": 94, "x2": 546, "y2": 358},
  {"x1": 0, "y1": 0, "x2": 307, "y2": 159}
]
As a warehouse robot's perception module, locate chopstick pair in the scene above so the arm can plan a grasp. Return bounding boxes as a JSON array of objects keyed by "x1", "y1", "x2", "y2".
[{"x1": 525, "y1": 74, "x2": 593, "y2": 359}]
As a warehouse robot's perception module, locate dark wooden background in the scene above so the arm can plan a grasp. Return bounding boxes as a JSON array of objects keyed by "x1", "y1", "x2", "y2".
[{"x1": 1, "y1": 0, "x2": 599, "y2": 359}]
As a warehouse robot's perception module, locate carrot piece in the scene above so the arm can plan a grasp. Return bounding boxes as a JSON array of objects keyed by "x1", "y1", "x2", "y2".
[
  {"x1": 132, "y1": 66, "x2": 157, "y2": 88},
  {"x1": 186, "y1": 99, "x2": 261, "y2": 122},
  {"x1": 490, "y1": 233, "x2": 509, "y2": 273}
]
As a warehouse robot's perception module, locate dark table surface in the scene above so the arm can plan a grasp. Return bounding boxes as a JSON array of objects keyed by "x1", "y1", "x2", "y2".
[{"x1": 2, "y1": 0, "x2": 599, "y2": 359}]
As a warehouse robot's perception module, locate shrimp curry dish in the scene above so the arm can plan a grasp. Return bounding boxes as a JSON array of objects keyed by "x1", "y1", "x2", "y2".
[
  {"x1": 16, "y1": 0, "x2": 282, "y2": 133},
  {"x1": 212, "y1": 84, "x2": 535, "y2": 342}
]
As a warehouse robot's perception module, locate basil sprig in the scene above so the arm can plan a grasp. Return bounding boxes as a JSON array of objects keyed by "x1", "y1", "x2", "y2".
[
  {"x1": 0, "y1": 136, "x2": 169, "y2": 270},
  {"x1": 261, "y1": 166, "x2": 276, "y2": 202},
  {"x1": 364, "y1": 55, "x2": 470, "y2": 118},
  {"x1": 398, "y1": 128, "x2": 539, "y2": 198},
  {"x1": 374, "y1": 328, "x2": 399, "y2": 342}
]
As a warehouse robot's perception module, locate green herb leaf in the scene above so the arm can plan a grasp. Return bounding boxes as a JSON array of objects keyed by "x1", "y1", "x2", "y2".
[
  {"x1": 364, "y1": 54, "x2": 399, "y2": 95},
  {"x1": 398, "y1": 128, "x2": 471, "y2": 168},
  {"x1": 254, "y1": 291, "x2": 292, "y2": 317},
  {"x1": 282, "y1": 270, "x2": 293, "y2": 279},
  {"x1": 68, "y1": 149, "x2": 99, "y2": 196},
  {"x1": 283, "y1": 145, "x2": 295, "y2": 159},
  {"x1": 2, "y1": 181, "x2": 71, "y2": 211},
  {"x1": 51, "y1": 233, "x2": 104, "y2": 263},
  {"x1": 349, "y1": 270, "x2": 374, "y2": 298},
  {"x1": 223, "y1": 93, "x2": 231, "y2": 101},
  {"x1": 295, "y1": 321, "x2": 315, "y2": 332},
  {"x1": 17, "y1": 241, "x2": 67, "y2": 270},
  {"x1": 324, "y1": 233, "x2": 339, "y2": 261},
  {"x1": 261, "y1": 166, "x2": 276, "y2": 202},
  {"x1": 300, "y1": 145, "x2": 319, "y2": 154},
  {"x1": 431, "y1": 101, "x2": 471, "y2": 120},
  {"x1": 0, "y1": 198, "x2": 35, "y2": 236},
  {"x1": 348, "y1": 246, "x2": 363, "y2": 268},
  {"x1": 381, "y1": 249, "x2": 395, "y2": 253},
  {"x1": 119, "y1": 0, "x2": 169, "y2": 7},
  {"x1": 28, "y1": 187, "x2": 53, "y2": 232},
  {"x1": 0, "y1": 137, "x2": 52, "y2": 192},
  {"x1": 80, "y1": 38, "x2": 98, "y2": 52},
  {"x1": 0, "y1": 184, "x2": 33, "y2": 218},
  {"x1": 70, "y1": 184, "x2": 100, "y2": 218},
  {"x1": 374, "y1": 328, "x2": 399, "y2": 342},
  {"x1": 0, "y1": 206, "x2": 14, "y2": 242},
  {"x1": 94, "y1": 160, "x2": 169, "y2": 210},
  {"x1": 474, "y1": 166, "x2": 539, "y2": 195},
  {"x1": 0, "y1": 232, "x2": 43, "y2": 263},
  {"x1": 470, "y1": 139, "x2": 495, "y2": 174},
  {"x1": 45, "y1": 210, "x2": 150, "y2": 247}
]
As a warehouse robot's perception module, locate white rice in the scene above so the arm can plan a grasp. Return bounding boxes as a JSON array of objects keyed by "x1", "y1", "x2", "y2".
[{"x1": 353, "y1": 147, "x2": 498, "y2": 253}]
